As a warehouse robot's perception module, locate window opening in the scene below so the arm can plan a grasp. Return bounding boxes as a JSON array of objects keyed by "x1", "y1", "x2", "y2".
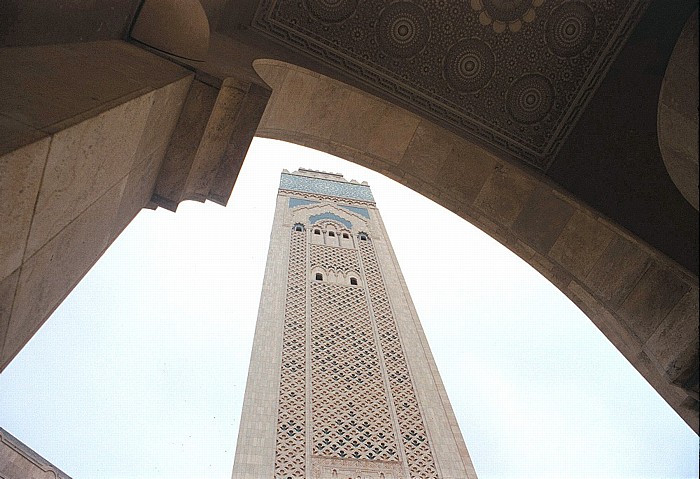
[
  {"x1": 359, "y1": 233, "x2": 368, "y2": 241},
  {"x1": 350, "y1": 277, "x2": 358, "y2": 286},
  {"x1": 314, "y1": 229, "x2": 321, "y2": 235},
  {"x1": 328, "y1": 231, "x2": 335, "y2": 237},
  {"x1": 293, "y1": 224, "x2": 303, "y2": 232},
  {"x1": 342, "y1": 233, "x2": 349, "y2": 239},
  {"x1": 315, "y1": 273, "x2": 323, "y2": 281}
]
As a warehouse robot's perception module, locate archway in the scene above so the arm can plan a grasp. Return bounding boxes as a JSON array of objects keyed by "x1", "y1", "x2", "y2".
[
  {"x1": 252, "y1": 59, "x2": 699, "y2": 432},
  {"x1": 0, "y1": 140, "x2": 696, "y2": 478}
]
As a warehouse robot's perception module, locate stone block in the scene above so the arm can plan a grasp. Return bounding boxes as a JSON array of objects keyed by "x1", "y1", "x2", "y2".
[
  {"x1": 366, "y1": 103, "x2": 420, "y2": 165},
  {"x1": 299, "y1": 78, "x2": 351, "y2": 141},
  {"x1": 474, "y1": 165, "x2": 535, "y2": 227},
  {"x1": 3, "y1": 179, "x2": 125, "y2": 367},
  {"x1": 183, "y1": 80, "x2": 248, "y2": 202},
  {"x1": 0, "y1": 270, "x2": 19, "y2": 362},
  {"x1": 331, "y1": 89, "x2": 386, "y2": 151},
  {"x1": 548, "y1": 211, "x2": 615, "y2": 280},
  {"x1": 618, "y1": 262, "x2": 691, "y2": 343},
  {"x1": 209, "y1": 83, "x2": 271, "y2": 206},
  {"x1": 112, "y1": 149, "x2": 163, "y2": 240},
  {"x1": 585, "y1": 236, "x2": 651, "y2": 308},
  {"x1": 25, "y1": 92, "x2": 153, "y2": 258},
  {"x1": 437, "y1": 138, "x2": 498, "y2": 204},
  {"x1": 133, "y1": 75, "x2": 193, "y2": 163},
  {"x1": 264, "y1": 70, "x2": 320, "y2": 133},
  {"x1": 512, "y1": 186, "x2": 574, "y2": 254},
  {"x1": 0, "y1": 138, "x2": 50, "y2": 279},
  {"x1": 152, "y1": 80, "x2": 218, "y2": 210},
  {"x1": 645, "y1": 290, "x2": 699, "y2": 386},
  {"x1": 400, "y1": 121, "x2": 455, "y2": 184}
]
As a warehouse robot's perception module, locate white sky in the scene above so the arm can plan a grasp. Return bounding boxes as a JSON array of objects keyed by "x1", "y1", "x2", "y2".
[{"x1": 0, "y1": 138, "x2": 697, "y2": 479}]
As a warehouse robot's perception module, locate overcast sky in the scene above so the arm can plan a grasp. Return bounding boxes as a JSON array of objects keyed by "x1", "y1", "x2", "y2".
[{"x1": 0, "y1": 138, "x2": 697, "y2": 479}]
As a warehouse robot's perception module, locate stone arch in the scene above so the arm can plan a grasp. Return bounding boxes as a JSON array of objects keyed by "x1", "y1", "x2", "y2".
[
  {"x1": 658, "y1": 9, "x2": 698, "y2": 211},
  {"x1": 253, "y1": 59, "x2": 699, "y2": 431}
]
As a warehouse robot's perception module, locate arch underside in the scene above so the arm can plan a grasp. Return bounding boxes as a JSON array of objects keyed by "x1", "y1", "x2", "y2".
[{"x1": 253, "y1": 59, "x2": 699, "y2": 432}]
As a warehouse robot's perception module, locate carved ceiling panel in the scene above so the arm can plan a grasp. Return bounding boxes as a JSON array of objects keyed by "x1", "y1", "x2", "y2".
[{"x1": 252, "y1": 0, "x2": 648, "y2": 170}]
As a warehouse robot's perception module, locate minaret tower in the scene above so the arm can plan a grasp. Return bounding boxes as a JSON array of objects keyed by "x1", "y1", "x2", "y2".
[{"x1": 232, "y1": 168, "x2": 477, "y2": 479}]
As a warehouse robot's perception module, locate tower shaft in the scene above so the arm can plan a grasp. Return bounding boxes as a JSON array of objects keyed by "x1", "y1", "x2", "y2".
[{"x1": 233, "y1": 169, "x2": 477, "y2": 479}]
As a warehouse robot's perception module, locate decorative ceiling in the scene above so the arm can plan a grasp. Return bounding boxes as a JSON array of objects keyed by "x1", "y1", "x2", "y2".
[{"x1": 252, "y1": 0, "x2": 648, "y2": 170}]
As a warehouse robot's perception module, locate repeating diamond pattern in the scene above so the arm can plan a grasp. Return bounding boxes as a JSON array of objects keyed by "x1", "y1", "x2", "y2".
[
  {"x1": 274, "y1": 229, "x2": 308, "y2": 479},
  {"x1": 310, "y1": 281, "x2": 399, "y2": 462},
  {"x1": 359, "y1": 239, "x2": 439, "y2": 479}
]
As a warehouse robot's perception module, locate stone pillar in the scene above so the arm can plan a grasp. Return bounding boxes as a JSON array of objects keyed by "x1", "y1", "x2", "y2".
[{"x1": 0, "y1": 40, "x2": 193, "y2": 372}]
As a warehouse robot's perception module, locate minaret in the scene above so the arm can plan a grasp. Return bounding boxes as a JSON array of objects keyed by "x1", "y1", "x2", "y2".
[{"x1": 232, "y1": 168, "x2": 478, "y2": 479}]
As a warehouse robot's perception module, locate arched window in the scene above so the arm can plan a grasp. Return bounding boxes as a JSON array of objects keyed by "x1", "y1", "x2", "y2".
[
  {"x1": 350, "y1": 277, "x2": 358, "y2": 286},
  {"x1": 342, "y1": 233, "x2": 349, "y2": 239},
  {"x1": 328, "y1": 231, "x2": 335, "y2": 237},
  {"x1": 293, "y1": 224, "x2": 304, "y2": 232},
  {"x1": 315, "y1": 273, "x2": 323, "y2": 281},
  {"x1": 314, "y1": 229, "x2": 321, "y2": 235},
  {"x1": 358, "y1": 233, "x2": 368, "y2": 241}
]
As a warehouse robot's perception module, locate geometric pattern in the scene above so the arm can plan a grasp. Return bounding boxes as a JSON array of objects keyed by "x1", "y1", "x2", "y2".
[
  {"x1": 310, "y1": 243, "x2": 359, "y2": 273},
  {"x1": 310, "y1": 281, "x2": 400, "y2": 462},
  {"x1": 274, "y1": 228, "x2": 308, "y2": 479},
  {"x1": 275, "y1": 212, "x2": 439, "y2": 477},
  {"x1": 359, "y1": 237, "x2": 439, "y2": 479},
  {"x1": 281, "y1": 172, "x2": 375, "y2": 202},
  {"x1": 253, "y1": 0, "x2": 649, "y2": 169}
]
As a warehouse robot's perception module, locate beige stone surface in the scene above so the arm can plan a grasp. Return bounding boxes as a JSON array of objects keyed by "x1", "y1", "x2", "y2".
[
  {"x1": 0, "y1": 427, "x2": 71, "y2": 479},
  {"x1": 645, "y1": 290, "x2": 699, "y2": 384},
  {"x1": 658, "y1": 10, "x2": 698, "y2": 210},
  {"x1": 2, "y1": 179, "x2": 125, "y2": 367},
  {"x1": 232, "y1": 195, "x2": 289, "y2": 479},
  {"x1": 366, "y1": 104, "x2": 421, "y2": 165},
  {"x1": 474, "y1": 165, "x2": 535, "y2": 227},
  {"x1": 400, "y1": 122, "x2": 455, "y2": 184},
  {"x1": 618, "y1": 262, "x2": 691, "y2": 343},
  {"x1": 0, "y1": 270, "x2": 20, "y2": 362},
  {"x1": 512, "y1": 187, "x2": 574, "y2": 254},
  {"x1": 153, "y1": 79, "x2": 219, "y2": 210},
  {"x1": 0, "y1": 138, "x2": 50, "y2": 279},
  {"x1": 24, "y1": 92, "x2": 154, "y2": 259},
  {"x1": 584, "y1": 236, "x2": 652, "y2": 308},
  {"x1": 133, "y1": 75, "x2": 194, "y2": 166},
  {"x1": 183, "y1": 80, "x2": 248, "y2": 201},
  {"x1": 436, "y1": 139, "x2": 497, "y2": 204},
  {"x1": 549, "y1": 211, "x2": 615, "y2": 281},
  {"x1": 331, "y1": 89, "x2": 386, "y2": 151}
]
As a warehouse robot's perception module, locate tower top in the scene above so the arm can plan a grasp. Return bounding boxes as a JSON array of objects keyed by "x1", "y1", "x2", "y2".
[{"x1": 280, "y1": 168, "x2": 374, "y2": 203}]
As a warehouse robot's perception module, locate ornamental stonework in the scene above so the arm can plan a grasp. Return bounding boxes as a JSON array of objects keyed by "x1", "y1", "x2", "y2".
[
  {"x1": 253, "y1": 0, "x2": 649, "y2": 169},
  {"x1": 274, "y1": 229, "x2": 308, "y2": 479}
]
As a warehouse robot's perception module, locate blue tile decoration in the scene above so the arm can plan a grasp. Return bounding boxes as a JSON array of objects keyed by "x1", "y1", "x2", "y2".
[
  {"x1": 280, "y1": 173, "x2": 374, "y2": 202},
  {"x1": 340, "y1": 205, "x2": 370, "y2": 218},
  {"x1": 310, "y1": 212, "x2": 353, "y2": 229},
  {"x1": 289, "y1": 198, "x2": 319, "y2": 208}
]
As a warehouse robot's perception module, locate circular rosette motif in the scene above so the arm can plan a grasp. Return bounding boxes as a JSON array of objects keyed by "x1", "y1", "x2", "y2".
[
  {"x1": 546, "y1": 2, "x2": 596, "y2": 57},
  {"x1": 507, "y1": 74, "x2": 554, "y2": 124},
  {"x1": 443, "y1": 38, "x2": 495, "y2": 93},
  {"x1": 378, "y1": 2, "x2": 430, "y2": 58},
  {"x1": 470, "y1": 0, "x2": 543, "y2": 33},
  {"x1": 306, "y1": 0, "x2": 358, "y2": 23}
]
